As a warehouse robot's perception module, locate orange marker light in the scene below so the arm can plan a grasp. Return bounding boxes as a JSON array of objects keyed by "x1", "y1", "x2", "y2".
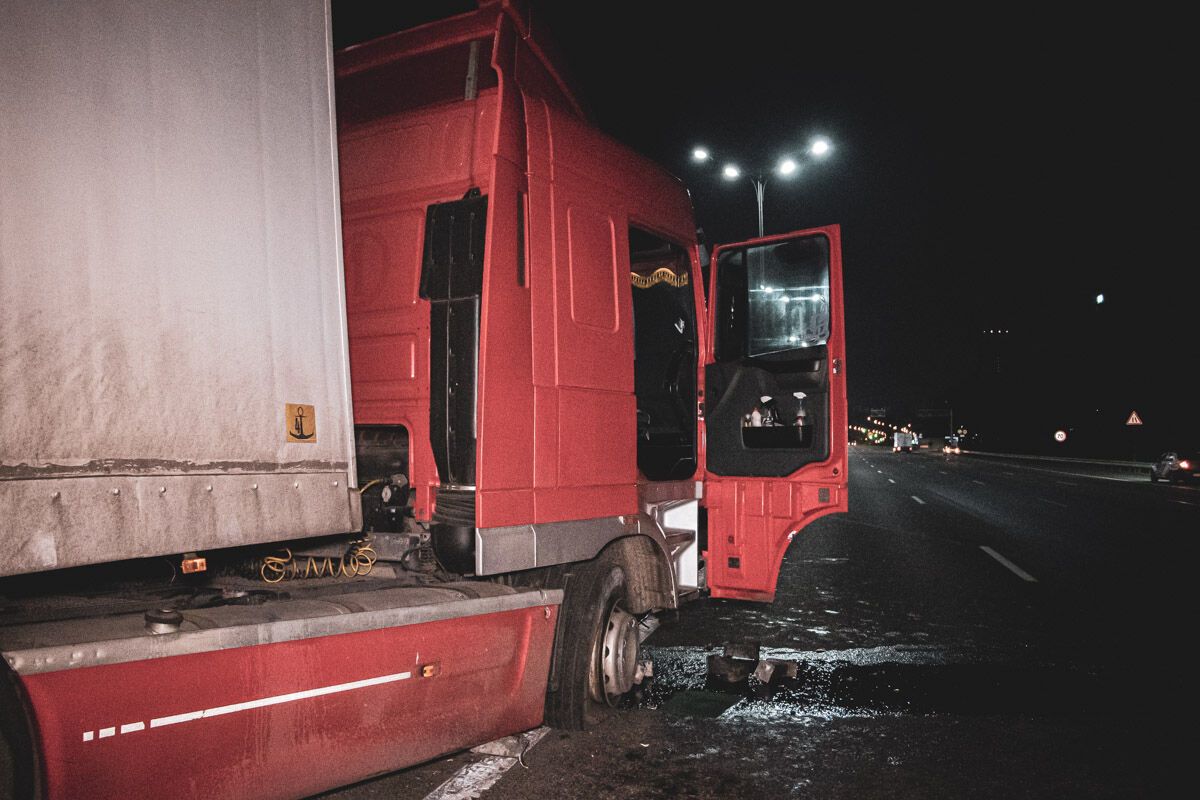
[{"x1": 181, "y1": 556, "x2": 207, "y2": 574}]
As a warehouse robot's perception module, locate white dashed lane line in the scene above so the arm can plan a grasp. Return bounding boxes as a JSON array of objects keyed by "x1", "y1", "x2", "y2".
[
  {"x1": 980, "y1": 546, "x2": 1038, "y2": 582},
  {"x1": 1037, "y1": 498, "x2": 1068, "y2": 508},
  {"x1": 911, "y1": 496, "x2": 925, "y2": 505}
]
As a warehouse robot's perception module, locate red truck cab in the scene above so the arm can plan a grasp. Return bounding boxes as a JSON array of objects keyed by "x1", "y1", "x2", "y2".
[{"x1": 337, "y1": 0, "x2": 847, "y2": 604}]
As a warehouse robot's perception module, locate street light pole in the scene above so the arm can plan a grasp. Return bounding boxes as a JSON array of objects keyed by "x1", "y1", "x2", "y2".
[
  {"x1": 751, "y1": 174, "x2": 766, "y2": 238},
  {"x1": 693, "y1": 138, "x2": 831, "y2": 239}
]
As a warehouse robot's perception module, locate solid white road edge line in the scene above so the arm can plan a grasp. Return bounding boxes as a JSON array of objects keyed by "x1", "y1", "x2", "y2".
[{"x1": 425, "y1": 727, "x2": 551, "y2": 800}]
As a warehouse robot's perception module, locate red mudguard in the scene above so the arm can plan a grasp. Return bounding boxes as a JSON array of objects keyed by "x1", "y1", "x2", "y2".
[{"x1": 15, "y1": 605, "x2": 557, "y2": 799}]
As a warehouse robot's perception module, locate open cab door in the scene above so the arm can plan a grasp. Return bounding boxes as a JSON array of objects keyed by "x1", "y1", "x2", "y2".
[{"x1": 703, "y1": 226, "x2": 848, "y2": 601}]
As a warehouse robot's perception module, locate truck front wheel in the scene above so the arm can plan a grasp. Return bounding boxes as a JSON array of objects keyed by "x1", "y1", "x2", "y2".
[{"x1": 545, "y1": 553, "x2": 642, "y2": 730}]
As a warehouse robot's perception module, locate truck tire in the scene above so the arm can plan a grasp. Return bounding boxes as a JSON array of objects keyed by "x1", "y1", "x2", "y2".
[{"x1": 545, "y1": 552, "x2": 641, "y2": 730}]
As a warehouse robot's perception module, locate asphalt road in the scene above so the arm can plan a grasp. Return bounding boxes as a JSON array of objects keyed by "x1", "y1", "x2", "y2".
[{"x1": 321, "y1": 450, "x2": 1197, "y2": 799}]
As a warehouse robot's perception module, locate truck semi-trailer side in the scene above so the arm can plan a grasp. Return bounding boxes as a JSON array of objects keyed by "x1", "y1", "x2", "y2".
[{"x1": 0, "y1": 0, "x2": 359, "y2": 578}]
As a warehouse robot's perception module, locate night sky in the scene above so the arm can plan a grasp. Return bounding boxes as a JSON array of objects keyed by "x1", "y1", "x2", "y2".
[{"x1": 331, "y1": 2, "x2": 1192, "y2": 457}]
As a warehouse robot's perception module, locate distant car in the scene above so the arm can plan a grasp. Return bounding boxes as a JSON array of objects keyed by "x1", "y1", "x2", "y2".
[
  {"x1": 1150, "y1": 452, "x2": 1198, "y2": 483},
  {"x1": 942, "y1": 444, "x2": 961, "y2": 454}
]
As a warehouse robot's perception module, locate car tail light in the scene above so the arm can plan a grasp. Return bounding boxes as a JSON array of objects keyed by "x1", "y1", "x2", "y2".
[{"x1": 1180, "y1": 460, "x2": 1192, "y2": 470}]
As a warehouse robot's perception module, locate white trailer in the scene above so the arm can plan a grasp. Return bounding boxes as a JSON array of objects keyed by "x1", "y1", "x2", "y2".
[{"x1": 0, "y1": 0, "x2": 359, "y2": 576}]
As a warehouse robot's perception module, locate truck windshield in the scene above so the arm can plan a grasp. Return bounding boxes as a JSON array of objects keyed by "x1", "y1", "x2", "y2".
[{"x1": 715, "y1": 234, "x2": 831, "y2": 359}]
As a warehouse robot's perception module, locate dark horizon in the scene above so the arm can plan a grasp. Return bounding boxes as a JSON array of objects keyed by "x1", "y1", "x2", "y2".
[{"x1": 330, "y1": 1, "x2": 1193, "y2": 458}]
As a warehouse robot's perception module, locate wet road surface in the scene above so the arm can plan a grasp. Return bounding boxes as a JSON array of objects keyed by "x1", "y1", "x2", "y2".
[{"x1": 322, "y1": 450, "x2": 1195, "y2": 798}]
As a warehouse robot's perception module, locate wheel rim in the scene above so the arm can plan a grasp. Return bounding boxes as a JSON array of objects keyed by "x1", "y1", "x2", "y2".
[{"x1": 595, "y1": 603, "x2": 640, "y2": 704}]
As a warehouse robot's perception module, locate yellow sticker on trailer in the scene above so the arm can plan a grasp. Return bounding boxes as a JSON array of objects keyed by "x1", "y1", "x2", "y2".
[{"x1": 286, "y1": 403, "x2": 317, "y2": 443}]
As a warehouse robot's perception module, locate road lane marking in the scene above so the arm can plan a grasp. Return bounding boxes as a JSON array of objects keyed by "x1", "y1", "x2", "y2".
[
  {"x1": 1037, "y1": 498, "x2": 1068, "y2": 508},
  {"x1": 878, "y1": 470, "x2": 884, "y2": 474},
  {"x1": 972, "y1": 480, "x2": 986, "y2": 485},
  {"x1": 980, "y1": 546, "x2": 1038, "y2": 582},
  {"x1": 1056, "y1": 480, "x2": 1079, "y2": 487},
  {"x1": 425, "y1": 727, "x2": 550, "y2": 800},
  {"x1": 911, "y1": 496, "x2": 925, "y2": 504},
  {"x1": 939, "y1": 470, "x2": 948, "y2": 475},
  {"x1": 888, "y1": 479, "x2": 896, "y2": 484},
  {"x1": 1173, "y1": 500, "x2": 1196, "y2": 506},
  {"x1": 1003, "y1": 471, "x2": 1015, "y2": 476}
]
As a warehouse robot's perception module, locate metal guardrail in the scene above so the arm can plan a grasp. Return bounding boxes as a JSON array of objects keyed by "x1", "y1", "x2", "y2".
[{"x1": 958, "y1": 449, "x2": 1152, "y2": 476}]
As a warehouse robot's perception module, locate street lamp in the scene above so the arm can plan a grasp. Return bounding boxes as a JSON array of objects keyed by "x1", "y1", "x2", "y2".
[{"x1": 695, "y1": 137, "x2": 833, "y2": 238}]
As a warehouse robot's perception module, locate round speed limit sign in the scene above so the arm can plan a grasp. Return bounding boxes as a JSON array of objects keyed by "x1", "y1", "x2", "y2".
[{"x1": 1054, "y1": 430, "x2": 1067, "y2": 443}]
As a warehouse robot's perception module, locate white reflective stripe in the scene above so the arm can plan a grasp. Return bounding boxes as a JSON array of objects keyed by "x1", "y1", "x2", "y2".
[
  {"x1": 83, "y1": 670, "x2": 415, "y2": 742},
  {"x1": 149, "y1": 670, "x2": 413, "y2": 729},
  {"x1": 149, "y1": 711, "x2": 202, "y2": 729}
]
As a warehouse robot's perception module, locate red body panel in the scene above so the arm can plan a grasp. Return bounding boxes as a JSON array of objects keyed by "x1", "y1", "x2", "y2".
[
  {"x1": 705, "y1": 479, "x2": 847, "y2": 601},
  {"x1": 21, "y1": 606, "x2": 556, "y2": 800},
  {"x1": 339, "y1": 91, "x2": 498, "y2": 520},
  {"x1": 703, "y1": 225, "x2": 849, "y2": 602},
  {"x1": 474, "y1": 18, "x2": 537, "y2": 527},
  {"x1": 339, "y1": 10, "x2": 698, "y2": 529},
  {"x1": 490, "y1": 66, "x2": 697, "y2": 527}
]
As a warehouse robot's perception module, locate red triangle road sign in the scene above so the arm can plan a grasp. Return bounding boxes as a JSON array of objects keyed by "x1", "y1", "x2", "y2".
[{"x1": 1126, "y1": 410, "x2": 1143, "y2": 426}]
